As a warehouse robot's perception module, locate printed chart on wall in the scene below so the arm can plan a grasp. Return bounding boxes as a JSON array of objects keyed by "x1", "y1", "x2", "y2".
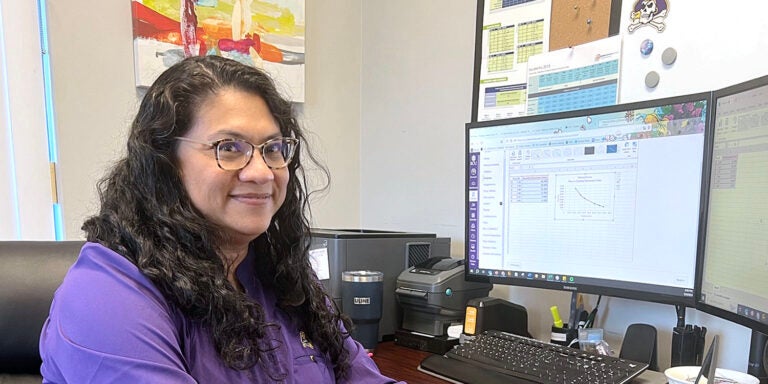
[
  {"x1": 526, "y1": 36, "x2": 622, "y2": 115},
  {"x1": 475, "y1": 0, "x2": 552, "y2": 122}
]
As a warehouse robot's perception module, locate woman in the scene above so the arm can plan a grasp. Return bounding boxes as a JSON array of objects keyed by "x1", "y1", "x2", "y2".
[{"x1": 40, "y1": 55, "x2": 401, "y2": 383}]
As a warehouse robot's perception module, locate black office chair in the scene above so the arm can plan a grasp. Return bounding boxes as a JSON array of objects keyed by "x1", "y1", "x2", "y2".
[
  {"x1": 0, "y1": 241, "x2": 84, "y2": 383},
  {"x1": 619, "y1": 323, "x2": 659, "y2": 371}
]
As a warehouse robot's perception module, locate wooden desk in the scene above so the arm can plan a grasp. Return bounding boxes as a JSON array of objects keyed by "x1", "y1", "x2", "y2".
[
  {"x1": 372, "y1": 341, "x2": 669, "y2": 384},
  {"x1": 372, "y1": 341, "x2": 446, "y2": 383}
]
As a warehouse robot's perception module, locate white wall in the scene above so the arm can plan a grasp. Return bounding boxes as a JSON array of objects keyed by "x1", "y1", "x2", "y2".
[
  {"x1": 360, "y1": 2, "x2": 475, "y2": 243},
  {"x1": 0, "y1": 0, "x2": 19, "y2": 238},
  {"x1": 46, "y1": 1, "x2": 137, "y2": 239},
  {"x1": 0, "y1": 0, "x2": 54, "y2": 240},
  {"x1": 303, "y1": 0, "x2": 362, "y2": 228}
]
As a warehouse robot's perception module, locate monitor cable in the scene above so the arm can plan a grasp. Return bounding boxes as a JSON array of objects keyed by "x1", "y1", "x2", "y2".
[{"x1": 584, "y1": 295, "x2": 602, "y2": 329}]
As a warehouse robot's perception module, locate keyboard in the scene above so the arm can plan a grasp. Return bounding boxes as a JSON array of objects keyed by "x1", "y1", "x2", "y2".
[{"x1": 419, "y1": 330, "x2": 648, "y2": 384}]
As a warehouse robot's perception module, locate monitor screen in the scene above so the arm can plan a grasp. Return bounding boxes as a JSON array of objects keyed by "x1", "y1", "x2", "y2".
[
  {"x1": 465, "y1": 93, "x2": 711, "y2": 305},
  {"x1": 697, "y1": 75, "x2": 768, "y2": 335}
]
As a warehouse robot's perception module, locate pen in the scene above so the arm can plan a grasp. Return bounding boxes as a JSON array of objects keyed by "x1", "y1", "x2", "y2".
[{"x1": 550, "y1": 305, "x2": 564, "y2": 328}]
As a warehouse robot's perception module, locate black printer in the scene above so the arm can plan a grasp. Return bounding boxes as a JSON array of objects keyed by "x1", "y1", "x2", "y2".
[{"x1": 395, "y1": 257, "x2": 491, "y2": 336}]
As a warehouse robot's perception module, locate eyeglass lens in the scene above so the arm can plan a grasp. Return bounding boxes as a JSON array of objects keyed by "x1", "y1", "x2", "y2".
[{"x1": 215, "y1": 138, "x2": 296, "y2": 170}]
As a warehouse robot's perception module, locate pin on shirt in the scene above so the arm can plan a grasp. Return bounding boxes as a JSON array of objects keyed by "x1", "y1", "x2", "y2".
[{"x1": 300, "y1": 331, "x2": 314, "y2": 349}]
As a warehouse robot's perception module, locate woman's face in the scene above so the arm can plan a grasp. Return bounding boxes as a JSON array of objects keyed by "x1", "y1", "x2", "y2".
[{"x1": 176, "y1": 88, "x2": 289, "y2": 248}]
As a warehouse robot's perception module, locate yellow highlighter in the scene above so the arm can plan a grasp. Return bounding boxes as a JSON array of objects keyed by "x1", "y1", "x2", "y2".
[{"x1": 550, "y1": 305, "x2": 564, "y2": 328}]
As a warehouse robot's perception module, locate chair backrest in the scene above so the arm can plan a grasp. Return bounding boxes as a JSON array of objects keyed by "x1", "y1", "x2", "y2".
[
  {"x1": 619, "y1": 323, "x2": 659, "y2": 371},
  {"x1": 0, "y1": 241, "x2": 84, "y2": 375}
]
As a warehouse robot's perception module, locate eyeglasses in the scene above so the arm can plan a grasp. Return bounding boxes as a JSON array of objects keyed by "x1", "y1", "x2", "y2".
[{"x1": 175, "y1": 136, "x2": 299, "y2": 170}]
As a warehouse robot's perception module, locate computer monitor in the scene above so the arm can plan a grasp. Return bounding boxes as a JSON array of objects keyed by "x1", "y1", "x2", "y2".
[
  {"x1": 465, "y1": 92, "x2": 711, "y2": 306},
  {"x1": 697, "y1": 75, "x2": 768, "y2": 377}
]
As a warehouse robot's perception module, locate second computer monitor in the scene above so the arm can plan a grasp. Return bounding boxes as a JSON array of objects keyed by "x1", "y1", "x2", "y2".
[
  {"x1": 697, "y1": 74, "x2": 768, "y2": 337},
  {"x1": 466, "y1": 93, "x2": 711, "y2": 305}
]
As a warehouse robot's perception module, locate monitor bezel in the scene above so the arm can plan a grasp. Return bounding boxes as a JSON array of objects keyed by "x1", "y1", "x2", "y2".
[
  {"x1": 465, "y1": 92, "x2": 713, "y2": 307},
  {"x1": 695, "y1": 74, "x2": 768, "y2": 336}
]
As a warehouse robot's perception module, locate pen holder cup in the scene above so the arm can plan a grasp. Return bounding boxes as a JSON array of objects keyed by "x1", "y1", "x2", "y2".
[
  {"x1": 578, "y1": 328, "x2": 605, "y2": 353},
  {"x1": 550, "y1": 326, "x2": 578, "y2": 348}
]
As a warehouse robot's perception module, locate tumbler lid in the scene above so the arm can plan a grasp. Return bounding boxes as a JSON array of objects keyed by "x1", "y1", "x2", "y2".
[{"x1": 342, "y1": 270, "x2": 383, "y2": 282}]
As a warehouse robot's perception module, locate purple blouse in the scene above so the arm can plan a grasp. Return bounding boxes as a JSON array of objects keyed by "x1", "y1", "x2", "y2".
[{"x1": 40, "y1": 242, "x2": 402, "y2": 383}]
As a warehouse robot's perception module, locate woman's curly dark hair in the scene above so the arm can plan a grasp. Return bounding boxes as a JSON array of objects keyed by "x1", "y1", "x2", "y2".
[{"x1": 82, "y1": 55, "x2": 353, "y2": 378}]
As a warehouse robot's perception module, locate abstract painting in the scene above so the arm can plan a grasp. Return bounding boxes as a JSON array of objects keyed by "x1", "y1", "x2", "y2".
[{"x1": 131, "y1": 0, "x2": 305, "y2": 102}]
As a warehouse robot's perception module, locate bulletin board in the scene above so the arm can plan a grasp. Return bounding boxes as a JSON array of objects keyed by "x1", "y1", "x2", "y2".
[{"x1": 549, "y1": 0, "x2": 621, "y2": 51}]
